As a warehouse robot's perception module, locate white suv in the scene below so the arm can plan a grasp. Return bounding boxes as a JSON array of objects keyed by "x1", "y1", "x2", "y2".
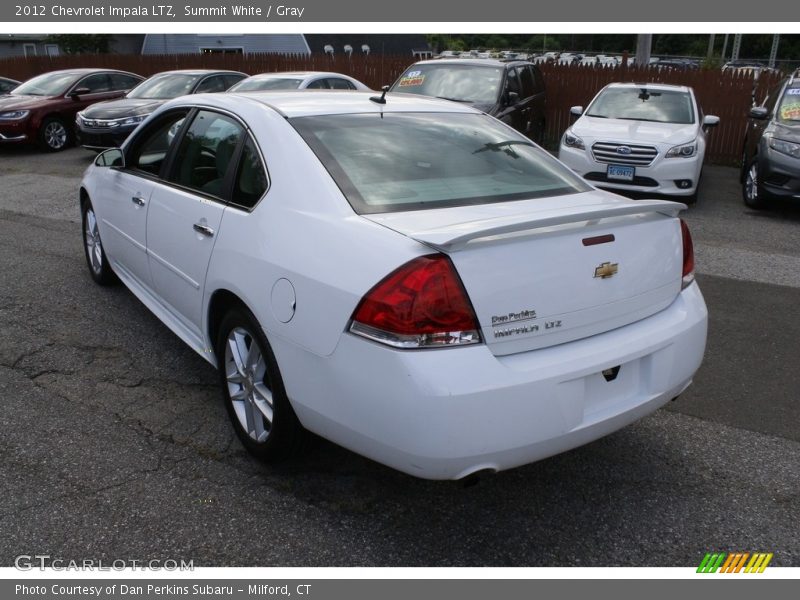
[{"x1": 559, "y1": 83, "x2": 719, "y2": 202}]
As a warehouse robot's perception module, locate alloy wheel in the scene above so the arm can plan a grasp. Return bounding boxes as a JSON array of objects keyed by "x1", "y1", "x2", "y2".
[
  {"x1": 745, "y1": 162, "x2": 758, "y2": 203},
  {"x1": 84, "y1": 208, "x2": 103, "y2": 274},
  {"x1": 44, "y1": 121, "x2": 67, "y2": 150},
  {"x1": 224, "y1": 326, "x2": 273, "y2": 443}
]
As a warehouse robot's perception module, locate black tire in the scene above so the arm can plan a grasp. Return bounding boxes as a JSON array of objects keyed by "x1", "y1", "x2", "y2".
[
  {"x1": 215, "y1": 306, "x2": 307, "y2": 462},
  {"x1": 81, "y1": 198, "x2": 117, "y2": 285},
  {"x1": 38, "y1": 116, "x2": 71, "y2": 152},
  {"x1": 742, "y1": 157, "x2": 768, "y2": 209}
]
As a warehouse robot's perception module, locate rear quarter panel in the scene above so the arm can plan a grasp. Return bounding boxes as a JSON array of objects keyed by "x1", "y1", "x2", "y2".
[{"x1": 203, "y1": 106, "x2": 427, "y2": 359}]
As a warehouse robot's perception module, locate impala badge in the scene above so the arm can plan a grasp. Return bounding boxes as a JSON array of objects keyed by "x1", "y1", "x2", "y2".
[{"x1": 594, "y1": 262, "x2": 619, "y2": 279}]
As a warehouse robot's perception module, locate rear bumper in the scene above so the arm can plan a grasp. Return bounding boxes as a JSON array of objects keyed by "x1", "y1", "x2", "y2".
[
  {"x1": 559, "y1": 144, "x2": 703, "y2": 197},
  {"x1": 276, "y1": 283, "x2": 708, "y2": 479}
]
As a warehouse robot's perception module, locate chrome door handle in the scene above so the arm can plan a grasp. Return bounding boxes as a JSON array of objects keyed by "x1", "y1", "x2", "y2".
[
  {"x1": 193, "y1": 223, "x2": 215, "y2": 237},
  {"x1": 131, "y1": 196, "x2": 146, "y2": 206}
]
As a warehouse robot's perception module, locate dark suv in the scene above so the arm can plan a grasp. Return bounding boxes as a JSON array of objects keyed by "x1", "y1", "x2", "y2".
[
  {"x1": 389, "y1": 59, "x2": 547, "y2": 143},
  {"x1": 741, "y1": 72, "x2": 800, "y2": 209}
]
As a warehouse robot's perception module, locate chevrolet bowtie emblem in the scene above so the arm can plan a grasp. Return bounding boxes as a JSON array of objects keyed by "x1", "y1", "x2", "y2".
[{"x1": 594, "y1": 262, "x2": 619, "y2": 279}]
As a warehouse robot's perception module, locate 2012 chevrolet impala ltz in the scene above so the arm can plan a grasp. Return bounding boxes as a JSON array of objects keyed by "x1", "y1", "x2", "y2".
[{"x1": 79, "y1": 90, "x2": 708, "y2": 480}]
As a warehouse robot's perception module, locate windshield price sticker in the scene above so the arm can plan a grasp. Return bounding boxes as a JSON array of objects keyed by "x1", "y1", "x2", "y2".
[{"x1": 399, "y1": 72, "x2": 425, "y2": 87}]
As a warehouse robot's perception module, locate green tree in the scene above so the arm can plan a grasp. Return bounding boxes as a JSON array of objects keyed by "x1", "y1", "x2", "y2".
[{"x1": 45, "y1": 34, "x2": 111, "y2": 54}]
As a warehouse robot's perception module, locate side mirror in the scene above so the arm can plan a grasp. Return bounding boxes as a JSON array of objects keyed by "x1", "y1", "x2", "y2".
[
  {"x1": 70, "y1": 87, "x2": 91, "y2": 99},
  {"x1": 570, "y1": 106, "x2": 583, "y2": 117},
  {"x1": 505, "y1": 91, "x2": 520, "y2": 105},
  {"x1": 703, "y1": 115, "x2": 720, "y2": 128},
  {"x1": 95, "y1": 148, "x2": 124, "y2": 168},
  {"x1": 749, "y1": 106, "x2": 769, "y2": 120}
]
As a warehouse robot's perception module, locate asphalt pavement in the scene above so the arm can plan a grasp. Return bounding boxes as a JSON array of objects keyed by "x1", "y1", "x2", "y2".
[{"x1": 0, "y1": 147, "x2": 798, "y2": 566}]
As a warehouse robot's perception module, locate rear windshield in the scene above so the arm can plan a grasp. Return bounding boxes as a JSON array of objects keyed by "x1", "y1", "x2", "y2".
[
  {"x1": 390, "y1": 64, "x2": 504, "y2": 104},
  {"x1": 587, "y1": 87, "x2": 695, "y2": 124},
  {"x1": 777, "y1": 87, "x2": 800, "y2": 123},
  {"x1": 229, "y1": 78, "x2": 303, "y2": 92},
  {"x1": 291, "y1": 112, "x2": 590, "y2": 214}
]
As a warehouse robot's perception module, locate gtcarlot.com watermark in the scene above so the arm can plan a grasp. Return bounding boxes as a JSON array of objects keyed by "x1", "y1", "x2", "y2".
[{"x1": 15, "y1": 555, "x2": 194, "y2": 571}]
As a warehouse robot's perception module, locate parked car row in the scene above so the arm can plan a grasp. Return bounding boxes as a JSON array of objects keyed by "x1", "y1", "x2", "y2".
[{"x1": 0, "y1": 68, "x2": 371, "y2": 152}]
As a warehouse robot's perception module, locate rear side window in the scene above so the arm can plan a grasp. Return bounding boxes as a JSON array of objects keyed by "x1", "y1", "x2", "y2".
[
  {"x1": 328, "y1": 78, "x2": 356, "y2": 90},
  {"x1": 168, "y1": 110, "x2": 244, "y2": 198},
  {"x1": 195, "y1": 76, "x2": 227, "y2": 93},
  {"x1": 292, "y1": 112, "x2": 589, "y2": 214},
  {"x1": 232, "y1": 136, "x2": 268, "y2": 208},
  {"x1": 110, "y1": 73, "x2": 142, "y2": 91},
  {"x1": 306, "y1": 79, "x2": 328, "y2": 89},
  {"x1": 222, "y1": 74, "x2": 246, "y2": 89}
]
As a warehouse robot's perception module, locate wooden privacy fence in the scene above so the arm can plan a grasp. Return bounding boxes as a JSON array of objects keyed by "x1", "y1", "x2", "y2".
[{"x1": 0, "y1": 54, "x2": 784, "y2": 164}]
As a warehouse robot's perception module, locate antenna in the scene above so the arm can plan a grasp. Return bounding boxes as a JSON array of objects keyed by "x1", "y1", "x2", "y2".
[{"x1": 370, "y1": 85, "x2": 389, "y2": 105}]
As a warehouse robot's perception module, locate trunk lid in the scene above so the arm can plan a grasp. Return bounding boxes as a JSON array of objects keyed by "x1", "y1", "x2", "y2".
[{"x1": 365, "y1": 191, "x2": 686, "y2": 356}]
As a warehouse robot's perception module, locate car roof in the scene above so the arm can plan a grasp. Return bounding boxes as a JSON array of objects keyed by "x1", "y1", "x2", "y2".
[
  {"x1": 148, "y1": 69, "x2": 246, "y2": 77},
  {"x1": 38, "y1": 68, "x2": 140, "y2": 76},
  {"x1": 603, "y1": 82, "x2": 692, "y2": 93},
  {"x1": 243, "y1": 71, "x2": 354, "y2": 79},
  {"x1": 410, "y1": 58, "x2": 527, "y2": 68},
  {"x1": 187, "y1": 90, "x2": 482, "y2": 118}
]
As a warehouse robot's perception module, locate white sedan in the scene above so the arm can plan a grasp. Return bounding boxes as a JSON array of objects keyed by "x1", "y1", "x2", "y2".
[
  {"x1": 80, "y1": 90, "x2": 708, "y2": 480},
  {"x1": 559, "y1": 82, "x2": 719, "y2": 202},
  {"x1": 227, "y1": 71, "x2": 370, "y2": 92}
]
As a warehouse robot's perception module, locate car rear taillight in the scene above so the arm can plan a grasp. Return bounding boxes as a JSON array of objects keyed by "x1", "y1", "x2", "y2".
[
  {"x1": 349, "y1": 254, "x2": 482, "y2": 349},
  {"x1": 680, "y1": 219, "x2": 695, "y2": 289}
]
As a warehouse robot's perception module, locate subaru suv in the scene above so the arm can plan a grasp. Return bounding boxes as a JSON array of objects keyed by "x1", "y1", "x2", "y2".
[
  {"x1": 741, "y1": 71, "x2": 800, "y2": 209},
  {"x1": 559, "y1": 83, "x2": 719, "y2": 203}
]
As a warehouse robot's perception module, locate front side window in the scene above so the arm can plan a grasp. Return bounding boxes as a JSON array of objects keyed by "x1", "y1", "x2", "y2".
[
  {"x1": 586, "y1": 87, "x2": 695, "y2": 124},
  {"x1": 77, "y1": 73, "x2": 112, "y2": 94},
  {"x1": 169, "y1": 110, "x2": 244, "y2": 197},
  {"x1": 391, "y1": 64, "x2": 504, "y2": 104},
  {"x1": 128, "y1": 111, "x2": 188, "y2": 176},
  {"x1": 519, "y1": 66, "x2": 535, "y2": 99},
  {"x1": 292, "y1": 112, "x2": 590, "y2": 214}
]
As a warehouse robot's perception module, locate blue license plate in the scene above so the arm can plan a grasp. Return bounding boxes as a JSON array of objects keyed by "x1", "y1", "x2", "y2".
[{"x1": 607, "y1": 164, "x2": 635, "y2": 181}]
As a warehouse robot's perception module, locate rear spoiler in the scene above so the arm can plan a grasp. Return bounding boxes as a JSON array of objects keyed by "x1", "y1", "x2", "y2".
[{"x1": 408, "y1": 200, "x2": 686, "y2": 251}]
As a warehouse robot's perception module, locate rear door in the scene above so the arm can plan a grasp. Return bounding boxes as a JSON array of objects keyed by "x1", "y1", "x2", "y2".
[{"x1": 146, "y1": 109, "x2": 246, "y2": 334}]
